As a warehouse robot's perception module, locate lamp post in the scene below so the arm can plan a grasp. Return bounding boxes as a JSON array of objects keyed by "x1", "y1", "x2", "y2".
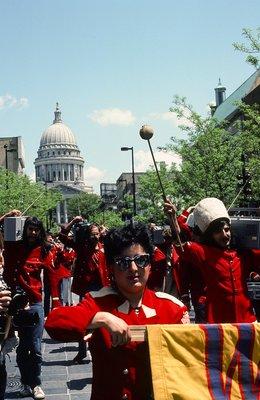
[{"x1": 121, "y1": 146, "x2": 137, "y2": 216}]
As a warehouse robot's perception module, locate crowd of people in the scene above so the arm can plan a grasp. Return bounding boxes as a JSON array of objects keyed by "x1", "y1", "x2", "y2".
[{"x1": 0, "y1": 197, "x2": 259, "y2": 400}]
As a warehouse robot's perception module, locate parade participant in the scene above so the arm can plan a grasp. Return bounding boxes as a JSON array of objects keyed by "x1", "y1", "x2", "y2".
[
  {"x1": 46, "y1": 223, "x2": 189, "y2": 400},
  {"x1": 43, "y1": 232, "x2": 56, "y2": 316},
  {"x1": 164, "y1": 198, "x2": 260, "y2": 323},
  {"x1": 147, "y1": 223, "x2": 170, "y2": 293},
  {"x1": 57, "y1": 244, "x2": 76, "y2": 306},
  {"x1": 156, "y1": 226, "x2": 179, "y2": 296},
  {"x1": 174, "y1": 208, "x2": 207, "y2": 323},
  {"x1": 99, "y1": 224, "x2": 108, "y2": 243},
  {"x1": 0, "y1": 277, "x2": 12, "y2": 400},
  {"x1": 59, "y1": 217, "x2": 109, "y2": 364},
  {"x1": 3, "y1": 216, "x2": 60, "y2": 400},
  {"x1": 0, "y1": 210, "x2": 21, "y2": 400}
]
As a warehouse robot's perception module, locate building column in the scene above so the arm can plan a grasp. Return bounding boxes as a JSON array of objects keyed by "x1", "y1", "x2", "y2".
[
  {"x1": 56, "y1": 202, "x2": 61, "y2": 224},
  {"x1": 64, "y1": 199, "x2": 68, "y2": 223}
]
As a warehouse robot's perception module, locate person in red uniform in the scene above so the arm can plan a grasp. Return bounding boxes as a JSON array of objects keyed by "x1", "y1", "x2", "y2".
[
  {"x1": 59, "y1": 217, "x2": 109, "y2": 363},
  {"x1": 55, "y1": 244, "x2": 76, "y2": 306},
  {"x1": 3, "y1": 216, "x2": 60, "y2": 400},
  {"x1": 45, "y1": 223, "x2": 189, "y2": 400},
  {"x1": 164, "y1": 197, "x2": 260, "y2": 323},
  {"x1": 174, "y1": 208, "x2": 207, "y2": 323}
]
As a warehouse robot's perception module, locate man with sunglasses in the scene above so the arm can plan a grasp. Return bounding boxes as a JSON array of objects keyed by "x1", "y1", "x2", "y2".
[{"x1": 46, "y1": 223, "x2": 189, "y2": 400}]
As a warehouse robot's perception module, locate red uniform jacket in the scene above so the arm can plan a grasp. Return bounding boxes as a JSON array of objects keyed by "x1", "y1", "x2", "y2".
[
  {"x1": 176, "y1": 243, "x2": 206, "y2": 307},
  {"x1": 177, "y1": 209, "x2": 193, "y2": 240},
  {"x1": 181, "y1": 242, "x2": 259, "y2": 323},
  {"x1": 45, "y1": 287, "x2": 189, "y2": 400},
  {"x1": 3, "y1": 241, "x2": 59, "y2": 305},
  {"x1": 147, "y1": 246, "x2": 167, "y2": 291},
  {"x1": 54, "y1": 246, "x2": 76, "y2": 280},
  {"x1": 59, "y1": 232, "x2": 110, "y2": 296}
]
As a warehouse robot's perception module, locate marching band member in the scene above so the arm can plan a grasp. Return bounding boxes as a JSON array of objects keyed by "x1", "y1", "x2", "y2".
[{"x1": 46, "y1": 223, "x2": 189, "y2": 400}]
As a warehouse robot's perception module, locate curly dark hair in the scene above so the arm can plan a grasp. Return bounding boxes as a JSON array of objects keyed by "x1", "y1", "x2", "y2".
[{"x1": 103, "y1": 222, "x2": 154, "y2": 265}]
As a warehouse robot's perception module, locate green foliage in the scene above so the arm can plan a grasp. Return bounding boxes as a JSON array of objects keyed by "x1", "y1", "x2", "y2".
[
  {"x1": 233, "y1": 28, "x2": 260, "y2": 68},
  {"x1": 136, "y1": 165, "x2": 178, "y2": 224},
  {"x1": 67, "y1": 192, "x2": 101, "y2": 220},
  {"x1": 168, "y1": 96, "x2": 243, "y2": 206},
  {"x1": 137, "y1": 96, "x2": 260, "y2": 215},
  {"x1": 0, "y1": 168, "x2": 61, "y2": 225},
  {"x1": 67, "y1": 192, "x2": 124, "y2": 228},
  {"x1": 92, "y1": 210, "x2": 124, "y2": 228},
  {"x1": 236, "y1": 102, "x2": 260, "y2": 197}
]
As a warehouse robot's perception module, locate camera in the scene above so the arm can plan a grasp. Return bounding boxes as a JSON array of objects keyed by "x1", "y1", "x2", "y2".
[
  {"x1": 229, "y1": 208, "x2": 260, "y2": 249},
  {"x1": 72, "y1": 221, "x2": 90, "y2": 243},
  {"x1": 0, "y1": 286, "x2": 39, "y2": 340},
  {"x1": 8, "y1": 287, "x2": 29, "y2": 316},
  {"x1": 150, "y1": 227, "x2": 165, "y2": 246}
]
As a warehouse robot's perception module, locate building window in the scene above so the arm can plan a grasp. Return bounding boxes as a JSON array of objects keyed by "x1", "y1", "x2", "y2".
[
  {"x1": 53, "y1": 151, "x2": 55, "y2": 156},
  {"x1": 58, "y1": 151, "x2": 60, "y2": 155},
  {"x1": 64, "y1": 171, "x2": 67, "y2": 180},
  {"x1": 58, "y1": 171, "x2": 61, "y2": 181}
]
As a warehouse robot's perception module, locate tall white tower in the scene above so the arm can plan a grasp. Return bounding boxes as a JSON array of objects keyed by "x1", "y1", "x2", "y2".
[
  {"x1": 34, "y1": 103, "x2": 85, "y2": 187},
  {"x1": 34, "y1": 104, "x2": 92, "y2": 225}
]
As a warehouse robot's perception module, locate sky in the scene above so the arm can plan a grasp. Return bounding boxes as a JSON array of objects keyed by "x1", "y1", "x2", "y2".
[{"x1": 0, "y1": 0, "x2": 259, "y2": 193}]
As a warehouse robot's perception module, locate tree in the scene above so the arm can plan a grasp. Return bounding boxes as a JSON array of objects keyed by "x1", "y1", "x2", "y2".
[
  {"x1": 92, "y1": 210, "x2": 124, "y2": 228},
  {"x1": 0, "y1": 168, "x2": 62, "y2": 225},
  {"x1": 236, "y1": 102, "x2": 260, "y2": 201},
  {"x1": 233, "y1": 27, "x2": 260, "y2": 69},
  {"x1": 67, "y1": 192, "x2": 102, "y2": 221},
  {"x1": 136, "y1": 164, "x2": 179, "y2": 224},
  {"x1": 157, "y1": 96, "x2": 259, "y2": 209},
  {"x1": 67, "y1": 192, "x2": 124, "y2": 227}
]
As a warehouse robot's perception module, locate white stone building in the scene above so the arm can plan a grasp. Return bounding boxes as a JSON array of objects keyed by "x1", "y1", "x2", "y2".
[{"x1": 34, "y1": 103, "x2": 93, "y2": 224}]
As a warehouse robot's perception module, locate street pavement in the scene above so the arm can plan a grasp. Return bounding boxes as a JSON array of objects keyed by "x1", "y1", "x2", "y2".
[{"x1": 5, "y1": 329, "x2": 92, "y2": 400}]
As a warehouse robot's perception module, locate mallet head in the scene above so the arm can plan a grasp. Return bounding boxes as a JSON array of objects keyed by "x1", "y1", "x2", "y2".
[{"x1": 139, "y1": 125, "x2": 154, "y2": 140}]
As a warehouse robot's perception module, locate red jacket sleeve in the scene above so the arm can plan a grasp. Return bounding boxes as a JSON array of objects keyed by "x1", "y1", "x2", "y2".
[{"x1": 45, "y1": 293, "x2": 100, "y2": 342}]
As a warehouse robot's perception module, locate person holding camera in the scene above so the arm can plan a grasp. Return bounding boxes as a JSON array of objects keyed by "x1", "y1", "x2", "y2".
[
  {"x1": 46, "y1": 223, "x2": 189, "y2": 400},
  {"x1": 0, "y1": 285, "x2": 12, "y2": 400},
  {"x1": 59, "y1": 216, "x2": 110, "y2": 364},
  {"x1": 164, "y1": 197, "x2": 260, "y2": 324},
  {"x1": 3, "y1": 216, "x2": 60, "y2": 399},
  {"x1": 0, "y1": 210, "x2": 23, "y2": 400}
]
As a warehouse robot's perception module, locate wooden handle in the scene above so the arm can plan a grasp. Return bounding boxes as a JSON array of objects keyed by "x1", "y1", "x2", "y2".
[{"x1": 130, "y1": 325, "x2": 146, "y2": 342}]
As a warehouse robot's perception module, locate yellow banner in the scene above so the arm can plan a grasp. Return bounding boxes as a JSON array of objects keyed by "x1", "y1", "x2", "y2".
[{"x1": 147, "y1": 323, "x2": 260, "y2": 400}]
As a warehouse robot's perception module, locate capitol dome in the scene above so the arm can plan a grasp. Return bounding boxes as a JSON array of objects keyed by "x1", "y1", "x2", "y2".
[
  {"x1": 40, "y1": 122, "x2": 76, "y2": 146},
  {"x1": 34, "y1": 103, "x2": 85, "y2": 187},
  {"x1": 40, "y1": 103, "x2": 77, "y2": 147}
]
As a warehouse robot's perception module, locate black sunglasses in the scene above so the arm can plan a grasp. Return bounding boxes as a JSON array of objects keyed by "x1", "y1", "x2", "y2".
[{"x1": 114, "y1": 254, "x2": 150, "y2": 272}]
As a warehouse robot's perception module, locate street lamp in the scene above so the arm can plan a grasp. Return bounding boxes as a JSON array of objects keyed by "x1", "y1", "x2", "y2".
[{"x1": 120, "y1": 146, "x2": 137, "y2": 216}]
